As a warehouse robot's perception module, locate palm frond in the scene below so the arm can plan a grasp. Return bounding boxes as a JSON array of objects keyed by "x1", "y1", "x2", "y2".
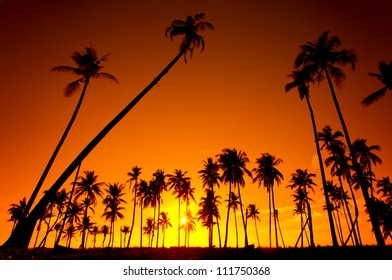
[
  {"x1": 361, "y1": 87, "x2": 387, "y2": 106},
  {"x1": 51, "y1": 65, "x2": 79, "y2": 74},
  {"x1": 64, "y1": 79, "x2": 83, "y2": 97}
]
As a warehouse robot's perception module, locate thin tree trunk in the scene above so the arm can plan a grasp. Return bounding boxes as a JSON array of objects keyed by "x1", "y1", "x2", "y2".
[
  {"x1": 271, "y1": 187, "x2": 279, "y2": 248},
  {"x1": 224, "y1": 183, "x2": 232, "y2": 248},
  {"x1": 277, "y1": 216, "x2": 285, "y2": 248},
  {"x1": 140, "y1": 202, "x2": 143, "y2": 248},
  {"x1": 22, "y1": 79, "x2": 90, "y2": 221},
  {"x1": 2, "y1": 48, "x2": 187, "y2": 249},
  {"x1": 268, "y1": 190, "x2": 272, "y2": 248},
  {"x1": 324, "y1": 68, "x2": 385, "y2": 246},
  {"x1": 305, "y1": 94, "x2": 338, "y2": 246},
  {"x1": 127, "y1": 181, "x2": 138, "y2": 248},
  {"x1": 234, "y1": 209, "x2": 238, "y2": 248},
  {"x1": 178, "y1": 197, "x2": 181, "y2": 247},
  {"x1": 237, "y1": 185, "x2": 248, "y2": 247},
  {"x1": 254, "y1": 218, "x2": 260, "y2": 248},
  {"x1": 212, "y1": 186, "x2": 222, "y2": 248},
  {"x1": 306, "y1": 199, "x2": 315, "y2": 247}
]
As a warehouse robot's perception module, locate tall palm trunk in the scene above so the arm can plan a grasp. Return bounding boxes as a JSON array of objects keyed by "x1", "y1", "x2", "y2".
[
  {"x1": 2, "y1": 48, "x2": 188, "y2": 249},
  {"x1": 80, "y1": 195, "x2": 90, "y2": 249},
  {"x1": 305, "y1": 199, "x2": 315, "y2": 247},
  {"x1": 237, "y1": 184, "x2": 248, "y2": 247},
  {"x1": 323, "y1": 69, "x2": 385, "y2": 246},
  {"x1": 254, "y1": 218, "x2": 261, "y2": 247},
  {"x1": 140, "y1": 201, "x2": 143, "y2": 247},
  {"x1": 271, "y1": 187, "x2": 279, "y2": 247},
  {"x1": 177, "y1": 196, "x2": 181, "y2": 247},
  {"x1": 212, "y1": 186, "x2": 222, "y2": 248},
  {"x1": 234, "y1": 209, "x2": 238, "y2": 248},
  {"x1": 22, "y1": 79, "x2": 90, "y2": 221},
  {"x1": 224, "y1": 182, "x2": 232, "y2": 248},
  {"x1": 305, "y1": 94, "x2": 338, "y2": 246},
  {"x1": 268, "y1": 190, "x2": 272, "y2": 248},
  {"x1": 127, "y1": 182, "x2": 138, "y2": 248},
  {"x1": 155, "y1": 196, "x2": 161, "y2": 248}
]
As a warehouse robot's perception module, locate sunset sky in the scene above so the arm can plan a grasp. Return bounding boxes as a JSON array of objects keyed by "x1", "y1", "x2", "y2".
[{"x1": 1, "y1": 0, "x2": 391, "y2": 248}]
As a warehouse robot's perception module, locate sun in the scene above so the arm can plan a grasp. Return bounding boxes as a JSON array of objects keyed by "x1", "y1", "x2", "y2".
[{"x1": 181, "y1": 217, "x2": 187, "y2": 224}]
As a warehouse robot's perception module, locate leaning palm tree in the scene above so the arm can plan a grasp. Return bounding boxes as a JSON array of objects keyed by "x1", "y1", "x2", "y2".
[
  {"x1": 101, "y1": 183, "x2": 126, "y2": 247},
  {"x1": 294, "y1": 30, "x2": 384, "y2": 245},
  {"x1": 22, "y1": 47, "x2": 118, "y2": 224},
  {"x1": 7, "y1": 197, "x2": 27, "y2": 233},
  {"x1": 252, "y1": 153, "x2": 283, "y2": 248},
  {"x1": 74, "y1": 170, "x2": 104, "y2": 248},
  {"x1": 362, "y1": 61, "x2": 392, "y2": 106},
  {"x1": 285, "y1": 68, "x2": 338, "y2": 247},
  {"x1": 246, "y1": 204, "x2": 261, "y2": 248},
  {"x1": 158, "y1": 212, "x2": 172, "y2": 248},
  {"x1": 2, "y1": 13, "x2": 214, "y2": 249},
  {"x1": 126, "y1": 166, "x2": 142, "y2": 248},
  {"x1": 168, "y1": 169, "x2": 191, "y2": 247},
  {"x1": 198, "y1": 157, "x2": 222, "y2": 247}
]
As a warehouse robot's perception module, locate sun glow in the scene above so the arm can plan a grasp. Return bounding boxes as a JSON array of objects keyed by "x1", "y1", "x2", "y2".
[{"x1": 181, "y1": 217, "x2": 187, "y2": 224}]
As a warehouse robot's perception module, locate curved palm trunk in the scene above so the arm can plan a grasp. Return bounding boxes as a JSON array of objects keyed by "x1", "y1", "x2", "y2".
[
  {"x1": 237, "y1": 185, "x2": 249, "y2": 247},
  {"x1": 305, "y1": 199, "x2": 315, "y2": 247},
  {"x1": 212, "y1": 186, "x2": 222, "y2": 248},
  {"x1": 268, "y1": 190, "x2": 272, "y2": 248},
  {"x1": 127, "y1": 181, "x2": 138, "y2": 248},
  {"x1": 155, "y1": 197, "x2": 161, "y2": 248},
  {"x1": 2, "y1": 48, "x2": 187, "y2": 249},
  {"x1": 234, "y1": 209, "x2": 238, "y2": 248},
  {"x1": 254, "y1": 218, "x2": 260, "y2": 248},
  {"x1": 22, "y1": 79, "x2": 90, "y2": 221},
  {"x1": 277, "y1": 215, "x2": 285, "y2": 248},
  {"x1": 55, "y1": 162, "x2": 81, "y2": 248},
  {"x1": 224, "y1": 182, "x2": 232, "y2": 248},
  {"x1": 305, "y1": 94, "x2": 338, "y2": 246},
  {"x1": 271, "y1": 187, "x2": 279, "y2": 247},
  {"x1": 324, "y1": 69, "x2": 385, "y2": 246}
]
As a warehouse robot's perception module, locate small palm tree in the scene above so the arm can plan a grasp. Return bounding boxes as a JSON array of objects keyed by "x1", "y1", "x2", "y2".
[
  {"x1": 126, "y1": 166, "x2": 142, "y2": 248},
  {"x1": 3, "y1": 13, "x2": 214, "y2": 249},
  {"x1": 23, "y1": 47, "x2": 118, "y2": 223},
  {"x1": 101, "y1": 183, "x2": 126, "y2": 247},
  {"x1": 63, "y1": 224, "x2": 77, "y2": 248},
  {"x1": 120, "y1": 226, "x2": 130, "y2": 248},
  {"x1": 246, "y1": 204, "x2": 261, "y2": 247},
  {"x1": 143, "y1": 217, "x2": 155, "y2": 247},
  {"x1": 197, "y1": 189, "x2": 221, "y2": 247},
  {"x1": 152, "y1": 169, "x2": 168, "y2": 248},
  {"x1": 377, "y1": 177, "x2": 392, "y2": 204},
  {"x1": 158, "y1": 212, "x2": 172, "y2": 248},
  {"x1": 7, "y1": 197, "x2": 27, "y2": 233},
  {"x1": 100, "y1": 225, "x2": 110, "y2": 248},
  {"x1": 91, "y1": 225, "x2": 99, "y2": 248},
  {"x1": 252, "y1": 153, "x2": 283, "y2": 248},
  {"x1": 362, "y1": 61, "x2": 392, "y2": 106},
  {"x1": 181, "y1": 210, "x2": 196, "y2": 247},
  {"x1": 225, "y1": 192, "x2": 241, "y2": 248},
  {"x1": 137, "y1": 180, "x2": 150, "y2": 247}
]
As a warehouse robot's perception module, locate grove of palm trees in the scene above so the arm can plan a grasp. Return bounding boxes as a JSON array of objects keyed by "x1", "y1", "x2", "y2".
[{"x1": 1, "y1": 1, "x2": 392, "y2": 261}]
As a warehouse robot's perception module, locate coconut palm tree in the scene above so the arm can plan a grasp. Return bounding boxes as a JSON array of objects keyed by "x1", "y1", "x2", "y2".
[
  {"x1": 273, "y1": 209, "x2": 285, "y2": 248},
  {"x1": 362, "y1": 61, "x2": 392, "y2": 106},
  {"x1": 7, "y1": 197, "x2": 26, "y2": 233},
  {"x1": 158, "y1": 212, "x2": 172, "y2": 248},
  {"x1": 294, "y1": 30, "x2": 384, "y2": 245},
  {"x1": 252, "y1": 153, "x2": 283, "y2": 248},
  {"x1": 137, "y1": 180, "x2": 149, "y2": 247},
  {"x1": 168, "y1": 169, "x2": 191, "y2": 247},
  {"x1": 126, "y1": 166, "x2": 142, "y2": 248},
  {"x1": 181, "y1": 210, "x2": 196, "y2": 247},
  {"x1": 74, "y1": 170, "x2": 103, "y2": 248},
  {"x1": 285, "y1": 68, "x2": 338, "y2": 247},
  {"x1": 287, "y1": 169, "x2": 316, "y2": 247},
  {"x1": 3, "y1": 13, "x2": 214, "y2": 249},
  {"x1": 246, "y1": 204, "x2": 261, "y2": 248},
  {"x1": 197, "y1": 188, "x2": 221, "y2": 247},
  {"x1": 377, "y1": 177, "x2": 392, "y2": 204},
  {"x1": 76, "y1": 216, "x2": 95, "y2": 248},
  {"x1": 121, "y1": 226, "x2": 130, "y2": 248},
  {"x1": 143, "y1": 217, "x2": 155, "y2": 247},
  {"x1": 101, "y1": 183, "x2": 126, "y2": 247},
  {"x1": 22, "y1": 47, "x2": 118, "y2": 225},
  {"x1": 217, "y1": 148, "x2": 252, "y2": 248},
  {"x1": 91, "y1": 225, "x2": 99, "y2": 248},
  {"x1": 100, "y1": 225, "x2": 110, "y2": 248},
  {"x1": 198, "y1": 157, "x2": 222, "y2": 247},
  {"x1": 63, "y1": 224, "x2": 77, "y2": 248},
  {"x1": 225, "y1": 192, "x2": 241, "y2": 248},
  {"x1": 152, "y1": 169, "x2": 168, "y2": 248}
]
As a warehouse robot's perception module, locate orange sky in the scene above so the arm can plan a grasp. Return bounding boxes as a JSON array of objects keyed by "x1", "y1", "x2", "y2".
[{"x1": 1, "y1": 0, "x2": 391, "y2": 248}]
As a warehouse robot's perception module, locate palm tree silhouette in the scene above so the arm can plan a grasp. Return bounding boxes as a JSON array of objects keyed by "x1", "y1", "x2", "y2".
[
  {"x1": 362, "y1": 61, "x2": 392, "y2": 106},
  {"x1": 3, "y1": 13, "x2": 213, "y2": 249},
  {"x1": 198, "y1": 157, "x2": 222, "y2": 247},
  {"x1": 137, "y1": 180, "x2": 150, "y2": 247},
  {"x1": 100, "y1": 225, "x2": 110, "y2": 248},
  {"x1": 91, "y1": 225, "x2": 99, "y2": 248},
  {"x1": 246, "y1": 204, "x2": 261, "y2": 248},
  {"x1": 217, "y1": 148, "x2": 252, "y2": 248},
  {"x1": 101, "y1": 183, "x2": 126, "y2": 248},
  {"x1": 74, "y1": 170, "x2": 103, "y2": 248},
  {"x1": 197, "y1": 188, "x2": 221, "y2": 247},
  {"x1": 225, "y1": 192, "x2": 241, "y2": 248},
  {"x1": 377, "y1": 177, "x2": 392, "y2": 204},
  {"x1": 126, "y1": 166, "x2": 142, "y2": 248},
  {"x1": 181, "y1": 210, "x2": 196, "y2": 247},
  {"x1": 7, "y1": 197, "x2": 26, "y2": 233},
  {"x1": 252, "y1": 153, "x2": 283, "y2": 248},
  {"x1": 294, "y1": 30, "x2": 384, "y2": 245},
  {"x1": 63, "y1": 224, "x2": 77, "y2": 248},
  {"x1": 287, "y1": 169, "x2": 316, "y2": 247},
  {"x1": 152, "y1": 169, "x2": 168, "y2": 248},
  {"x1": 168, "y1": 169, "x2": 191, "y2": 247},
  {"x1": 273, "y1": 209, "x2": 285, "y2": 248},
  {"x1": 120, "y1": 226, "x2": 130, "y2": 248},
  {"x1": 143, "y1": 217, "x2": 155, "y2": 247},
  {"x1": 285, "y1": 68, "x2": 338, "y2": 247},
  {"x1": 158, "y1": 212, "x2": 172, "y2": 248},
  {"x1": 22, "y1": 47, "x2": 117, "y2": 224},
  {"x1": 76, "y1": 216, "x2": 95, "y2": 248}
]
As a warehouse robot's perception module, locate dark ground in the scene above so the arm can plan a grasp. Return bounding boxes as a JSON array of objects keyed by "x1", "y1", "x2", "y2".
[{"x1": 1, "y1": 246, "x2": 391, "y2": 260}]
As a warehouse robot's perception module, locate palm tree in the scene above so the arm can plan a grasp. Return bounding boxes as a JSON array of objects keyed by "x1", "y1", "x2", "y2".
[
  {"x1": 101, "y1": 183, "x2": 126, "y2": 247},
  {"x1": 121, "y1": 226, "x2": 130, "y2": 248},
  {"x1": 143, "y1": 217, "x2": 155, "y2": 247},
  {"x1": 7, "y1": 197, "x2": 26, "y2": 233},
  {"x1": 158, "y1": 212, "x2": 172, "y2": 248},
  {"x1": 152, "y1": 169, "x2": 168, "y2": 248},
  {"x1": 100, "y1": 225, "x2": 110, "y2": 248},
  {"x1": 362, "y1": 61, "x2": 392, "y2": 106},
  {"x1": 285, "y1": 68, "x2": 338, "y2": 247},
  {"x1": 377, "y1": 177, "x2": 392, "y2": 204},
  {"x1": 252, "y1": 153, "x2": 283, "y2": 248},
  {"x1": 3, "y1": 13, "x2": 214, "y2": 249},
  {"x1": 294, "y1": 30, "x2": 384, "y2": 245},
  {"x1": 126, "y1": 166, "x2": 142, "y2": 248},
  {"x1": 91, "y1": 225, "x2": 99, "y2": 248},
  {"x1": 63, "y1": 224, "x2": 77, "y2": 248},
  {"x1": 168, "y1": 169, "x2": 191, "y2": 247},
  {"x1": 198, "y1": 157, "x2": 222, "y2": 247},
  {"x1": 76, "y1": 216, "x2": 95, "y2": 248},
  {"x1": 273, "y1": 209, "x2": 285, "y2": 248},
  {"x1": 74, "y1": 170, "x2": 103, "y2": 248},
  {"x1": 246, "y1": 204, "x2": 261, "y2": 248},
  {"x1": 287, "y1": 169, "x2": 316, "y2": 247},
  {"x1": 352, "y1": 139, "x2": 382, "y2": 198},
  {"x1": 217, "y1": 148, "x2": 252, "y2": 248},
  {"x1": 197, "y1": 188, "x2": 221, "y2": 247},
  {"x1": 137, "y1": 180, "x2": 150, "y2": 247},
  {"x1": 225, "y1": 192, "x2": 241, "y2": 248},
  {"x1": 181, "y1": 210, "x2": 196, "y2": 247},
  {"x1": 22, "y1": 47, "x2": 117, "y2": 225}
]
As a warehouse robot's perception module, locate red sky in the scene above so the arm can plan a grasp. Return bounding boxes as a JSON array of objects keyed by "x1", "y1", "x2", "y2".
[{"x1": 0, "y1": 0, "x2": 391, "y2": 248}]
